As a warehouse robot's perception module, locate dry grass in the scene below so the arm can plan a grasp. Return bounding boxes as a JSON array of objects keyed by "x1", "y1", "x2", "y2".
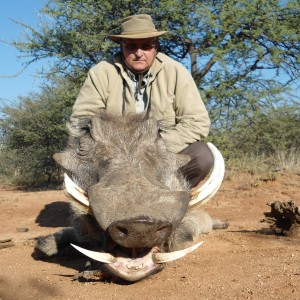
[
  {"x1": 224, "y1": 149, "x2": 300, "y2": 190},
  {"x1": 226, "y1": 149, "x2": 300, "y2": 174},
  {"x1": 273, "y1": 149, "x2": 300, "y2": 173}
]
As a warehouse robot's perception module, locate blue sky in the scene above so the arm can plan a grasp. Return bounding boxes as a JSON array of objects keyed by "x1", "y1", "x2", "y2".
[{"x1": 0, "y1": 1, "x2": 47, "y2": 106}]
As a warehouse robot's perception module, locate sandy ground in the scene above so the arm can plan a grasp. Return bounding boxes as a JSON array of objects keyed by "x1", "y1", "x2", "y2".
[{"x1": 0, "y1": 171, "x2": 300, "y2": 300}]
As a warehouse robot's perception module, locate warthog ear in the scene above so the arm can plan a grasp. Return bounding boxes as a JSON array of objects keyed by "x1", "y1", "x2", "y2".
[{"x1": 176, "y1": 153, "x2": 191, "y2": 168}]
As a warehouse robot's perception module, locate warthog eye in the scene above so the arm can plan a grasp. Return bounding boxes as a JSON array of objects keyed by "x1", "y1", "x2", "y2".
[{"x1": 76, "y1": 135, "x2": 95, "y2": 156}]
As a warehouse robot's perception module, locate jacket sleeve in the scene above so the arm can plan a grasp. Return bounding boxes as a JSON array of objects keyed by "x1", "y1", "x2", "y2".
[
  {"x1": 159, "y1": 64, "x2": 210, "y2": 153},
  {"x1": 70, "y1": 65, "x2": 107, "y2": 123}
]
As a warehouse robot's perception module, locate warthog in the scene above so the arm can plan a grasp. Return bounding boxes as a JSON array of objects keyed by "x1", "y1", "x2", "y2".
[{"x1": 34, "y1": 113, "x2": 228, "y2": 282}]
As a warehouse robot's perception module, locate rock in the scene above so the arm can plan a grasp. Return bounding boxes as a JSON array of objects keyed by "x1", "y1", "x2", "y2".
[
  {"x1": 0, "y1": 238, "x2": 15, "y2": 249},
  {"x1": 262, "y1": 200, "x2": 300, "y2": 236},
  {"x1": 16, "y1": 227, "x2": 29, "y2": 232}
]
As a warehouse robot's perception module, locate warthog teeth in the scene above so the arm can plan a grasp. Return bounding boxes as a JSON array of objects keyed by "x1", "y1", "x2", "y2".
[
  {"x1": 152, "y1": 241, "x2": 204, "y2": 263},
  {"x1": 189, "y1": 142, "x2": 225, "y2": 208},
  {"x1": 126, "y1": 264, "x2": 144, "y2": 270},
  {"x1": 70, "y1": 243, "x2": 116, "y2": 263},
  {"x1": 64, "y1": 174, "x2": 90, "y2": 207}
]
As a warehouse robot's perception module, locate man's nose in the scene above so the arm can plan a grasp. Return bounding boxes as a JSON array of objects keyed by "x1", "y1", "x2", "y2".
[{"x1": 135, "y1": 48, "x2": 143, "y2": 56}]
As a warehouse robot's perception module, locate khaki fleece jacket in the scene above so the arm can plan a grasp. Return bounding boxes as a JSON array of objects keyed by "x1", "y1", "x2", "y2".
[{"x1": 70, "y1": 52, "x2": 210, "y2": 153}]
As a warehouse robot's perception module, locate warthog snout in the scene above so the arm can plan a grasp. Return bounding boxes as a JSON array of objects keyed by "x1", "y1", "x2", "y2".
[{"x1": 107, "y1": 217, "x2": 173, "y2": 248}]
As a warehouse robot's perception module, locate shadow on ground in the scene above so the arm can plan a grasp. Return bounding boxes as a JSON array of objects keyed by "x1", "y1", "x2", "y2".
[{"x1": 35, "y1": 201, "x2": 71, "y2": 227}]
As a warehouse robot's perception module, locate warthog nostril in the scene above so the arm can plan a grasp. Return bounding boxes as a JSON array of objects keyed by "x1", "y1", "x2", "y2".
[
  {"x1": 108, "y1": 218, "x2": 173, "y2": 248},
  {"x1": 115, "y1": 226, "x2": 129, "y2": 238}
]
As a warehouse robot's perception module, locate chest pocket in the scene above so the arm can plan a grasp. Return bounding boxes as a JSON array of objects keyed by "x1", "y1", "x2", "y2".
[{"x1": 150, "y1": 90, "x2": 176, "y2": 130}]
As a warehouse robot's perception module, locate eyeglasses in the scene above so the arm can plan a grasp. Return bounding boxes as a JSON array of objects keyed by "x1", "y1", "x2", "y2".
[{"x1": 121, "y1": 40, "x2": 157, "y2": 51}]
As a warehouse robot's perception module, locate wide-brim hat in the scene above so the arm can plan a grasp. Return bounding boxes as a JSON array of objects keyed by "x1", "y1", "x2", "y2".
[{"x1": 107, "y1": 14, "x2": 167, "y2": 43}]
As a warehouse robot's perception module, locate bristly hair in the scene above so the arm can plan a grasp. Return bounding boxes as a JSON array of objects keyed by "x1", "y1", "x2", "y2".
[
  {"x1": 67, "y1": 112, "x2": 154, "y2": 138},
  {"x1": 67, "y1": 118, "x2": 91, "y2": 138}
]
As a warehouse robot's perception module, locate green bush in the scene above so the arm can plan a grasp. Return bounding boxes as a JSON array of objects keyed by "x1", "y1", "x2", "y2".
[
  {"x1": 210, "y1": 103, "x2": 300, "y2": 173},
  {"x1": 0, "y1": 84, "x2": 74, "y2": 186}
]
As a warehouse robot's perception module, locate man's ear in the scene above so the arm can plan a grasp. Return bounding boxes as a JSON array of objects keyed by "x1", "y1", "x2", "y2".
[{"x1": 155, "y1": 39, "x2": 160, "y2": 52}]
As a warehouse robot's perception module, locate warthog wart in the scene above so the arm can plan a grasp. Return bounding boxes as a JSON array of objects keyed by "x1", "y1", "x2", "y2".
[{"x1": 34, "y1": 113, "x2": 228, "y2": 282}]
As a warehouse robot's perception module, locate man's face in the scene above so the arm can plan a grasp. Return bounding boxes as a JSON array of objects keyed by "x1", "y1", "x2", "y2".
[{"x1": 121, "y1": 38, "x2": 158, "y2": 73}]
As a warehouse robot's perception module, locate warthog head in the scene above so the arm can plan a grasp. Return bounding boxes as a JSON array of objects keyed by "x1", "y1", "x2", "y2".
[{"x1": 46, "y1": 113, "x2": 225, "y2": 282}]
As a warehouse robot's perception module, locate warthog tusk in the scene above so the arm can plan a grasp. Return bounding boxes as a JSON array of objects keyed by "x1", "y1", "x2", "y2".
[
  {"x1": 189, "y1": 142, "x2": 225, "y2": 208},
  {"x1": 71, "y1": 242, "x2": 203, "y2": 265},
  {"x1": 152, "y1": 241, "x2": 204, "y2": 263},
  {"x1": 64, "y1": 174, "x2": 90, "y2": 207},
  {"x1": 70, "y1": 243, "x2": 116, "y2": 263}
]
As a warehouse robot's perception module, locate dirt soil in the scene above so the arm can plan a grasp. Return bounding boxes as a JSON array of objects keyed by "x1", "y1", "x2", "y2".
[{"x1": 0, "y1": 171, "x2": 300, "y2": 300}]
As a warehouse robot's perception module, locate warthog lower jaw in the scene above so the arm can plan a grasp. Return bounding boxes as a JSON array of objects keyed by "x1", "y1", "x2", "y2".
[
  {"x1": 71, "y1": 244, "x2": 162, "y2": 281},
  {"x1": 105, "y1": 247, "x2": 163, "y2": 281},
  {"x1": 71, "y1": 241, "x2": 203, "y2": 281}
]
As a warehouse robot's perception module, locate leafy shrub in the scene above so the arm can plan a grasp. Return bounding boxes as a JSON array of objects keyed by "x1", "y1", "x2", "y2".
[
  {"x1": 210, "y1": 103, "x2": 300, "y2": 173},
  {"x1": 0, "y1": 84, "x2": 74, "y2": 186}
]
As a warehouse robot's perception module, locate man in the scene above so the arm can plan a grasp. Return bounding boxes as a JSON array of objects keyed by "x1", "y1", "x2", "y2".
[{"x1": 70, "y1": 14, "x2": 213, "y2": 187}]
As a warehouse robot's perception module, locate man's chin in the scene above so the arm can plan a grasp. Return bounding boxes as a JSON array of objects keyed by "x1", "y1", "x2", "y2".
[{"x1": 130, "y1": 63, "x2": 150, "y2": 73}]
